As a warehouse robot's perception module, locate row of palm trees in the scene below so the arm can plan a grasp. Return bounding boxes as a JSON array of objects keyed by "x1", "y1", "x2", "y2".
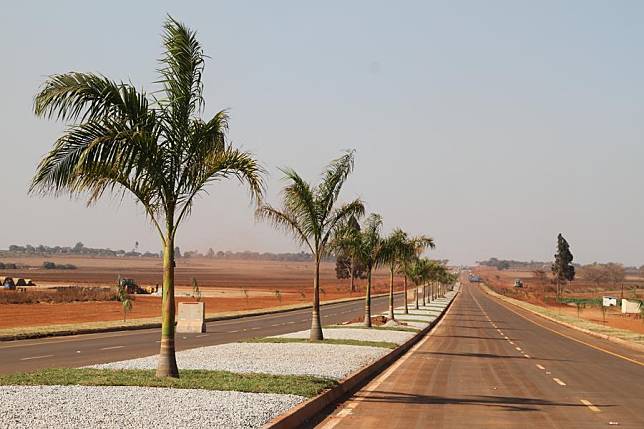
[{"x1": 29, "y1": 17, "x2": 455, "y2": 378}]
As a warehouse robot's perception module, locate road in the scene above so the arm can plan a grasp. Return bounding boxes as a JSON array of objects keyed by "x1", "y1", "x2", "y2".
[
  {"x1": 315, "y1": 284, "x2": 644, "y2": 428},
  {"x1": 0, "y1": 293, "x2": 402, "y2": 374}
]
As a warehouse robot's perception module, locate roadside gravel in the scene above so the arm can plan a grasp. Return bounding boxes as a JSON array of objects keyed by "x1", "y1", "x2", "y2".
[
  {"x1": 0, "y1": 385, "x2": 303, "y2": 429},
  {"x1": 273, "y1": 328, "x2": 415, "y2": 345},
  {"x1": 93, "y1": 342, "x2": 388, "y2": 380}
]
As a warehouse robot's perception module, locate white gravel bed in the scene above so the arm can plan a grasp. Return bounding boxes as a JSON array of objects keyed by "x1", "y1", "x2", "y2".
[
  {"x1": 398, "y1": 320, "x2": 430, "y2": 329},
  {"x1": 334, "y1": 323, "x2": 421, "y2": 331},
  {"x1": 0, "y1": 385, "x2": 303, "y2": 429},
  {"x1": 272, "y1": 328, "x2": 415, "y2": 345},
  {"x1": 92, "y1": 342, "x2": 388, "y2": 380}
]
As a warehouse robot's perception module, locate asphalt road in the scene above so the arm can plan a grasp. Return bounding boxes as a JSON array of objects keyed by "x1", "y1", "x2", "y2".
[
  {"x1": 315, "y1": 284, "x2": 644, "y2": 428},
  {"x1": 0, "y1": 293, "x2": 402, "y2": 374}
]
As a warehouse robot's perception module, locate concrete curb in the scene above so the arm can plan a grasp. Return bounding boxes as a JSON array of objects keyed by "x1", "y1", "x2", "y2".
[
  {"x1": 480, "y1": 284, "x2": 644, "y2": 353},
  {"x1": 0, "y1": 291, "x2": 403, "y2": 342},
  {"x1": 262, "y1": 290, "x2": 459, "y2": 429}
]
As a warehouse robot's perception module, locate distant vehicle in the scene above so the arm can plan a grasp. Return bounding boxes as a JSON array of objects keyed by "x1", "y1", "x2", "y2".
[
  {"x1": 514, "y1": 279, "x2": 524, "y2": 288},
  {"x1": 468, "y1": 274, "x2": 481, "y2": 283}
]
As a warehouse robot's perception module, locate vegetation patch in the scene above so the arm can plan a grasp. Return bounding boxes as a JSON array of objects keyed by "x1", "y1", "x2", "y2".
[
  {"x1": 0, "y1": 368, "x2": 336, "y2": 398},
  {"x1": 0, "y1": 286, "x2": 118, "y2": 305},
  {"x1": 245, "y1": 337, "x2": 398, "y2": 349}
]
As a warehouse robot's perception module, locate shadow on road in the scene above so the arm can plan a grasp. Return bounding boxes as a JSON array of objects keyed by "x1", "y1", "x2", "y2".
[{"x1": 354, "y1": 391, "x2": 613, "y2": 412}]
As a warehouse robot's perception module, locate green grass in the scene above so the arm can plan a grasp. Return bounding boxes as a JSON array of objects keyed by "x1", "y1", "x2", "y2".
[
  {"x1": 326, "y1": 325, "x2": 421, "y2": 332},
  {"x1": 0, "y1": 368, "x2": 336, "y2": 398},
  {"x1": 245, "y1": 337, "x2": 398, "y2": 349}
]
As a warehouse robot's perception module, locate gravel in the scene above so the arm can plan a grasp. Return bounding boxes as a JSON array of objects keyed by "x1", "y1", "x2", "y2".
[
  {"x1": 93, "y1": 342, "x2": 388, "y2": 380},
  {"x1": 0, "y1": 385, "x2": 303, "y2": 429},
  {"x1": 273, "y1": 328, "x2": 415, "y2": 345}
]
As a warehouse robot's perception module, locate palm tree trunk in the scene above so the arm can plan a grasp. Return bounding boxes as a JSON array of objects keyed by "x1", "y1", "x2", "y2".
[
  {"x1": 310, "y1": 256, "x2": 324, "y2": 341},
  {"x1": 350, "y1": 256, "x2": 356, "y2": 293},
  {"x1": 389, "y1": 266, "x2": 395, "y2": 321},
  {"x1": 156, "y1": 235, "x2": 179, "y2": 378},
  {"x1": 422, "y1": 284, "x2": 426, "y2": 306},
  {"x1": 415, "y1": 283, "x2": 419, "y2": 309},
  {"x1": 404, "y1": 275, "x2": 409, "y2": 314},
  {"x1": 364, "y1": 268, "x2": 372, "y2": 327}
]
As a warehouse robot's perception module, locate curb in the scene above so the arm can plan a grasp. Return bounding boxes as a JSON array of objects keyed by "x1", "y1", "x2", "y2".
[
  {"x1": 262, "y1": 289, "x2": 459, "y2": 429},
  {"x1": 0, "y1": 291, "x2": 403, "y2": 342},
  {"x1": 480, "y1": 284, "x2": 644, "y2": 353}
]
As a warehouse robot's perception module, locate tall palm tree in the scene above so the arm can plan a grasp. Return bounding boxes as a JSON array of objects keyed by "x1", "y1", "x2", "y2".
[
  {"x1": 257, "y1": 151, "x2": 364, "y2": 341},
  {"x1": 354, "y1": 213, "x2": 386, "y2": 328},
  {"x1": 30, "y1": 17, "x2": 264, "y2": 378}
]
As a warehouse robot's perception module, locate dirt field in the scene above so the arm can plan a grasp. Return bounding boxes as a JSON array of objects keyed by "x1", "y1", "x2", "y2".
[
  {"x1": 473, "y1": 266, "x2": 644, "y2": 334},
  {"x1": 0, "y1": 256, "x2": 401, "y2": 329}
]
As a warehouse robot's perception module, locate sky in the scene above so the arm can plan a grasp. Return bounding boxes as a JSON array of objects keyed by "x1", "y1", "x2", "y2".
[{"x1": 1, "y1": 1, "x2": 643, "y2": 266}]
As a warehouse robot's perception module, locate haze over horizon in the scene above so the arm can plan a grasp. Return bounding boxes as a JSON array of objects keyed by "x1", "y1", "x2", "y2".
[{"x1": 2, "y1": 1, "x2": 643, "y2": 266}]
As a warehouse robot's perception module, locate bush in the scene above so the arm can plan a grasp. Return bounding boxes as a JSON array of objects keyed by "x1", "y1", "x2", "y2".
[{"x1": 42, "y1": 262, "x2": 77, "y2": 270}]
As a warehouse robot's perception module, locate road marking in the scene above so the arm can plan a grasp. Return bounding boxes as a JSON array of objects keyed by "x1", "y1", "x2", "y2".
[
  {"x1": 20, "y1": 354, "x2": 53, "y2": 361},
  {"x1": 553, "y1": 378, "x2": 566, "y2": 386},
  {"x1": 196, "y1": 334, "x2": 208, "y2": 338},
  {"x1": 271, "y1": 324, "x2": 281, "y2": 327},
  {"x1": 515, "y1": 347, "x2": 522, "y2": 351},
  {"x1": 76, "y1": 350, "x2": 81, "y2": 353},
  {"x1": 229, "y1": 330, "x2": 240, "y2": 333},
  {"x1": 536, "y1": 364, "x2": 545, "y2": 370},
  {"x1": 490, "y1": 294, "x2": 644, "y2": 367},
  {"x1": 524, "y1": 354, "x2": 530, "y2": 358},
  {"x1": 580, "y1": 399, "x2": 601, "y2": 412},
  {"x1": 100, "y1": 346, "x2": 124, "y2": 351},
  {"x1": 509, "y1": 341, "x2": 514, "y2": 345}
]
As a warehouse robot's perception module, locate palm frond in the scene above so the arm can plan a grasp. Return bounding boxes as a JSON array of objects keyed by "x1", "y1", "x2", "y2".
[
  {"x1": 316, "y1": 150, "x2": 355, "y2": 217},
  {"x1": 256, "y1": 205, "x2": 313, "y2": 253}
]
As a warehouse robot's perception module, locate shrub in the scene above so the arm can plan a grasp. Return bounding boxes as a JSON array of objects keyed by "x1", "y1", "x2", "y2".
[
  {"x1": 41, "y1": 262, "x2": 77, "y2": 270},
  {"x1": 0, "y1": 287, "x2": 118, "y2": 304}
]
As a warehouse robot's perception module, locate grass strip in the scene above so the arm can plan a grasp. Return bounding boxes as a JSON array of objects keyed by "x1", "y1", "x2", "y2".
[
  {"x1": 0, "y1": 368, "x2": 336, "y2": 398},
  {"x1": 326, "y1": 325, "x2": 420, "y2": 332},
  {"x1": 245, "y1": 337, "x2": 398, "y2": 349}
]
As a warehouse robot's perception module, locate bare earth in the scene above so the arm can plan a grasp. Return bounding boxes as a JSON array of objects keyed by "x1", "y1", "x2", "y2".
[
  {"x1": 0, "y1": 256, "x2": 399, "y2": 329},
  {"x1": 473, "y1": 266, "x2": 644, "y2": 334}
]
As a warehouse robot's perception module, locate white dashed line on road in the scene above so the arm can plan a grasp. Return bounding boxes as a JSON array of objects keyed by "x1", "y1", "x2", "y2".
[
  {"x1": 580, "y1": 399, "x2": 601, "y2": 412},
  {"x1": 536, "y1": 364, "x2": 545, "y2": 370},
  {"x1": 553, "y1": 378, "x2": 567, "y2": 386},
  {"x1": 515, "y1": 347, "x2": 522, "y2": 351},
  {"x1": 20, "y1": 354, "x2": 54, "y2": 361},
  {"x1": 100, "y1": 346, "x2": 124, "y2": 351}
]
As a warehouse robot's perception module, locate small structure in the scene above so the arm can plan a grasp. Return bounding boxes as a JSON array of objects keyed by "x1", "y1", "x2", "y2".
[
  {"x1": 176, "y1": 302, "x2": 206, "y2": 333},
  {"x1": 14, "y1": 278, "x2": 27, "y2": 287},
  {"x1": 514, "y1": 279, "x2": 524, "y2": 288},
  {"x1": 602, "y1": 296, "x2": 618, "y2": 307},
  {"x1": 621, "y1": 299, "x2": 642, "y2": 314}
]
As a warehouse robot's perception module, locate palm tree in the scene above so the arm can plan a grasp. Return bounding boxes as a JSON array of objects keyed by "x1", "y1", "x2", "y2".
[
  {"x1": 329, "y1": 215, "x2": 363, "y2": 293},
  {"x1": 381, "y1": 229, "x2": 411, "y2": 322},
  {"x1": 30, "y1": 17, "x2": 264, "y2": 378},
  {"x1": 257, "y1": 151, "x2": 364, "y2": 341},
  {"x1": 399, "y1": 234, "x2": 435, "y2": 314},
  {"x1": 406, "y1": 257, "x2": 431, "y2": 309},
  {"x1": 354, "y1": 213, "x2": 386, "y2": 327}
]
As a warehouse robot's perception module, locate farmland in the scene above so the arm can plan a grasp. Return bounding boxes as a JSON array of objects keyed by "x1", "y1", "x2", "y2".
[{"x1": 0, "y1": 255, "x2": 398, "y2": 329}]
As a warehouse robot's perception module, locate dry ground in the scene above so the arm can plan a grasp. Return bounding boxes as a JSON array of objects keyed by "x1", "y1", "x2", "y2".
[
  {"x1": 0, "y1": 256, "x2": 400, "y2": 329},
  {"x1": 473, "y1": 266, "x2": 644, "y2": 334}
]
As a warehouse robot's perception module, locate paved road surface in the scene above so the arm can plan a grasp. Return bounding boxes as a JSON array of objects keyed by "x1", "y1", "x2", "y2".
[
  {"x1": 0, "y1": 294, "x2": 402, "y2": 374},
  {"x1": 316, "y1": 284, "x2": 644, "y2": 428}
]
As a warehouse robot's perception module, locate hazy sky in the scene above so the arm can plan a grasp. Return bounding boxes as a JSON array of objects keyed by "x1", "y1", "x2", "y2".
[{"x1": 1, "y1": 1, "x2": 643, "y2": 265}]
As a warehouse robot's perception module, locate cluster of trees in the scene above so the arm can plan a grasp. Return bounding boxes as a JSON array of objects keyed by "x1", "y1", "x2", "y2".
[
  {"x1": 42, "y1": 261, "x2": 77, "y2": 270},
  {"x1": 27, "y1": 17, "x2": 454, "y2": 378},
  {"x1": 6, "y1": 242, "x2": 159, "y2": 258},
  {"x1": 579, "y1": 263, "x2": 625, "y2": 287},
  {"x1": 187, "y1": 248, "x2": 319, "y2": 262},
  {"x1": 0, "y1": 262, "x2": 19, "y2": 269},
  {"x1": 478, "y1": 257, "x2": 549, "y2": 270}
]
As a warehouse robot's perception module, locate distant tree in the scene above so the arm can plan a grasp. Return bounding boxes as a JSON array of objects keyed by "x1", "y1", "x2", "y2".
[
  {"x1": 73, "y1": 242, "x2": 84, "y2": 253},
  {"x1": 497, "y1": 261, "x2": 511, "y2": 270},
  {"x1": 118, "y1": 286, "x2": 134, "y2": 322},
  {"x1": 330, "y1": 215, "x2": 366, "y2": 292},
  {"x1": 206, "y1": 248, "x2": 215, "y2": 258},
  {"x1": 191, "y1": 277, "x2": 202, "y2": 302},
  {"x1": 551, "y1": 233, "x2": 575, "y2": 300},
  {"x1": 174, "y1": 247, "x2": 182, "y2": 258}
]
